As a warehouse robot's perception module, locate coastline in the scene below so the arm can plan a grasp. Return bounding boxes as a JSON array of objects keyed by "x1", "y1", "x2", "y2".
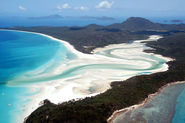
[
  {"x1": 0, "y1": 29, "x2": 173, "y2": 123},
  {"x1": 23, "y1": 33, "x2": 171, "y2": 123},
  {"x1": 0, "y1": 29, "x2": 91, "y2": 58},
  {"x1": 108, "y1": 81, "x2": 185, "y2": 123}
]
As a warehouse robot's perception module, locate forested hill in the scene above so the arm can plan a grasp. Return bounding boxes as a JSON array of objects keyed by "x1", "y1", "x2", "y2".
[{"x1": 109, "y1": 17, "x2": 185, "y2": 31}]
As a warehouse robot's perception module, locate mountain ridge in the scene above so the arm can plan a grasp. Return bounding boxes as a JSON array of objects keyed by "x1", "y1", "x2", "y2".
[{"x1": 109, "y1": 17, "x2": 185, "y2": 31}]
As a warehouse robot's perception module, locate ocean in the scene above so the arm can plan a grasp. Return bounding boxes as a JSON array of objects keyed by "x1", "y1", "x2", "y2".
[
  {"x1": 0, "y1": 30, "x2": 76, "y2": 122},
  {"x1": 0, "y1": 17, "x2": 124, "y2": 27},
  {"x1": 0, "y1": 30, "x2": 180, "y2": 123},
  {"x1": 0, "y1": 17, "x2": 184, "y2": 28}
]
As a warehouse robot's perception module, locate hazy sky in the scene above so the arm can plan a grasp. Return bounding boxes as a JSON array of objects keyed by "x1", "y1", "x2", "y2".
[{"x1": 1, "y1": 0, "x2": 185, "y2": 17}]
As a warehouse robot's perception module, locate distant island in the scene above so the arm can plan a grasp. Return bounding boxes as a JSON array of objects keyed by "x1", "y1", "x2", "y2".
[
  {"x1": 29, "y1": 14, "x2": 64, "y2": 20},
  {"x1": 171, "y1": 19, "x2": 184, "y2": 24},
  {"x1": 4, "y1": 17, "x2": 185, "y2": 123},
  {"x1": 78, "y1": 16, "x2": 115, "y2": 21},
  {"x1": 28, "y1": 14, "x2": 115, "y2": 21}
]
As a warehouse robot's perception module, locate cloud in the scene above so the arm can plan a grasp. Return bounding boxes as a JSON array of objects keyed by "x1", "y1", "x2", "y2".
[
  {"x1": 19, "y1": 5, "x2": 26, "y2": 11},
  {"x1": 74, "y1": 6, "x2": 88, "y2": 11},
  {"x1": 96, "y1": 1, "x2": 114, "y2": 9},
  {"x1": 57, "y1": 4, "x2": 88, "y2": 11},
  {"x1": 57, "y1": 3, "x2": 71, "y2": 11}
]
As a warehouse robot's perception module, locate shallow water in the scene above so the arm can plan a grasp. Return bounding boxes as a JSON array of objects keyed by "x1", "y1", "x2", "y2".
[
  {"x1": 172, "y1": 87, "x2": 185, "y2": 123},
  {"x1": 0, "y1": 30, "x2": 171, "y2": 123},
  {"x1": 112, "y1": 83, "x2": 185, "y2": 123}
]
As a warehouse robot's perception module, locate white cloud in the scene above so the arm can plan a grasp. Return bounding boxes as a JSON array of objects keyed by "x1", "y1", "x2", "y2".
[
  {"x1": 74, "y1": 6, "x2": 88, "y2": 11},
  {"x1": 57, "y1": 4, "x2": 88, "y2": 11},
  {"x1": 19, "y1": 5, "x2": 26, "y2": 11},
  {"x1": 57, "y1": 3, "x2": 71, "y2": 11},
  {"x1": 62, "y1": 3, "x2": 70, "y2": 9},
  {"x1": 96, "y1": 1, "x2": 114, "y2": 9}
]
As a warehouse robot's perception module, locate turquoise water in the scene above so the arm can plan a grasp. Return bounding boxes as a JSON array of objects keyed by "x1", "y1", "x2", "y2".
[
  {"x1": 0, "y1": 85, "x2": 29, "y2": 123},
  {"x1": 0, "y1": 30, "x2": 68, "y2": 83},
  {"x1": 172, "y1": 87, "x2": 185, "y2": 123},
  {"x1": 0, "y1": 30, "x2": 76, "y2": 123}
]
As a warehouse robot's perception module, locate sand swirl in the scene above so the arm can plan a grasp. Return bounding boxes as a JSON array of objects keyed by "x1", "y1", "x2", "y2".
[{"x1": 1, "y1": 30, "x2": 172, "y2": 123}]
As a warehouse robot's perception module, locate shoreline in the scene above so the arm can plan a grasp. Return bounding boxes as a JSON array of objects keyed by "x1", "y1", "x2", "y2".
[
  {"x1": 0, "y1": 29, "x2": 92, "y2": 58},
  {"x1": 0, "y1": 29, "x2": 172, "y2": 123},
  {"x1": 107, "y1": 81, "x2": 185, "y2": 123},
  {"x1": 0, "y1": 29, "x2": 172, "y2": 62}
]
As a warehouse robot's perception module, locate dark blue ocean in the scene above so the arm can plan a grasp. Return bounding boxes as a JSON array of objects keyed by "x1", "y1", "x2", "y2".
[
  {"x1": 0, "y1": 17, "x2": 184, "y2": 28},
  {"x1": 0, "y1": 31, "x2": 61, "y2": 83},
  {"x1": 0, "y1": 30, "x2": 76, "y2": 123},
  {"x1": 0, "y1": 17, "x2": 124, "y2": 27}
]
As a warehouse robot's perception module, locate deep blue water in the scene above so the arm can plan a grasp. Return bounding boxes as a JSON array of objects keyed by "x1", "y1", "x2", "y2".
[
  {"x1": 0, "y1": 17, "x2": 124, "y2": 27},
  {"x1": 0, "y1": 17, "x2": 184, "y2": 28},
  {"x1": 0, "y1": 30, "x2": 74, "y2": 123},
  {"x1": 0, "y1": 30, "x2": 62, "y2": 84},
  {"x1": 0, "y1": 30, "x2": 76, "y2": 84}
]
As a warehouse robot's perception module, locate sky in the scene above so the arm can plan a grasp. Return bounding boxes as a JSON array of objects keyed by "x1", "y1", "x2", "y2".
[{"x1": 0, "y1": 0, "x2": 185, "y2": 17}]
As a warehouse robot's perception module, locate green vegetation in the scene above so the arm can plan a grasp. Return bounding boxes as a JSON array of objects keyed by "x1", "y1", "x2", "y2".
[{"x1": 23, "y1": 18, "x2": 185, "y2": 123}]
